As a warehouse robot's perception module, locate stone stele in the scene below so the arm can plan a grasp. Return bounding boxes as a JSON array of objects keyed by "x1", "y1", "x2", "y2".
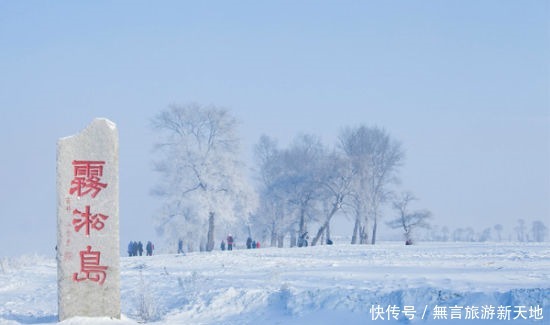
[{"x1": 57, "y1": 118, "x2": 120, "y2": 321}]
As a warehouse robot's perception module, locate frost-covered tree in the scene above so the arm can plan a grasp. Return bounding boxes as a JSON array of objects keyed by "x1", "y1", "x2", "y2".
[
  {"x1": 151, "y1": 104, "x2": 255, "y2": 251},
  {"x1": 494, "y1": 224, "x2": 503, "y2": 242},
  {"x1": 531, "y1": 220, "x2": 548, "y2": 242},
  {"x1": 252, "y1": 135, "x2": 293, "y2": 247},
  {"x1": 387, "y1": 192, "x2": 431, "y2": 245},
  {"x1": 311, "y1": 151, "x2": 354, "y2": 246},
  {"x1": 339, "y1": 125, "x2": 403, "y2": 244},
  {"x1": 464, "y1": 227, "x2": 475, "y2": 242},
  {"x1": 311, "y1": 151, "x2": 353, "y2": 246},
  {"x1": 440, "y1": 226, "x2": 450, "y2": 242},
  {"x1": 427, "y1": 225, "x2": 450, "y2": 242},
  {"x1": 282, "y1": 135, "x2": 326, "y2": 241},
  {"x1": 515, "y1": 219, "x2": 527, "y2": 242},
  {"x1": 253, "y1": 134, "x2": 326, "y2": 247},
  {"x1": 478, "y1": 228, "x2": 492, "y2": 242},
  {"x1": 452, "y1": 228, "x2": 464, "y2": 242}
]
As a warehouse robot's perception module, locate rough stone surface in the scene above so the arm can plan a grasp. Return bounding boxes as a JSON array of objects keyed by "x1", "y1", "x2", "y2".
[{"x1": 57, "y1": 118, "x2": 120, "y2": 321}]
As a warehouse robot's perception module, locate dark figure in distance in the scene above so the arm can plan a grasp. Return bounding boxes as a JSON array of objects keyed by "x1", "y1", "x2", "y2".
[
  {"x1": 127, "y1": 241, "x2": 134, "y2": 257},
  {"x1": 137, "y1": 241, "x2": 144, "y2": 256},
  {"x1": 298, "y1": 232, "x2": 309, "y2": 247},
  {"x1": 178, "y1": 239, "x2": 184, "y2": 254},
  {"x1": 227, "y1": 234, "x2": 234, "y2": 251},
  {"x1": 146, "y1": 241, "x2": 154, "y2": 256}
]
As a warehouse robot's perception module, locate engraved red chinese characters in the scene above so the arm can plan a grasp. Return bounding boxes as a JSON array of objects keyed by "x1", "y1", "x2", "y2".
[
  {"x1": 72, "y1": 205, "x2": 109, "y2": 236},
  {"x1": 69, "y1": 160, "x2": 108, "y2": 198},
  {"x1": 73, "y1": 245, "x2": 108, "y2": 285}
]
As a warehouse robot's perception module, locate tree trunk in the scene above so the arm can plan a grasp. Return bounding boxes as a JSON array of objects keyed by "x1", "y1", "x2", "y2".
[
  {"x1": 200, "y1": 242, "x2": 205, "y2": 252},
  {"x1": 359, "y1": 226, "x2": 368, "y2": 244},
  {"x1": 312, "y1": 202, "x2": 339, "y2": 246},
  {"x1": 312, "y1": 222, "x2": 328, "y2": 246},
  {"x1": 351, "y1": 217, "x2": 360, "y2": 244},
  {"x1": 371, "y1": 217, "x2": 377, "y2": 245},
  {"x1": 206, "y1": 212, "x2": 215, "y2": 251},
  {"x1": 326, "y1": 222, "x2": 331, "y2": 243},
  {"x1": 405, "y1": 231, "x2": 413, "y2": 245},
  {"x1": 270, "y1": 227, "x2": 277, "y2": 247},
  {"x1": 290, "y1": 231, "x2": 297, "y2": 247},
  {"x1": 298, "y1": 207, "x2": 306, "y2": 237},
  {"x1": 277, "y1": 234, "x2": 285, "y2": 248}
]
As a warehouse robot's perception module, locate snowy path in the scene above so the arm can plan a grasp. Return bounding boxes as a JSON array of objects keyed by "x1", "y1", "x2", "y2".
[{"x1": 0, "y1": 242, "x2": 548, "y2": 324}]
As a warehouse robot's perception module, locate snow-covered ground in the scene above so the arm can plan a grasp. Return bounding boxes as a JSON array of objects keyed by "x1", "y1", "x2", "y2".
[{"x1": 1, "y1": 242, "x2": 548, "y2": 324}]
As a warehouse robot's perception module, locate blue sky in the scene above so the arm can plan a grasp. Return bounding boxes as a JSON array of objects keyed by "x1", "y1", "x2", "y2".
[{"x1": 0, "y1": 1, "x2": 548, "y2": 256}]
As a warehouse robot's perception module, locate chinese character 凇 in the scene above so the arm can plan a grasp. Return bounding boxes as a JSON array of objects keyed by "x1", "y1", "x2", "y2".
[
  {"x1": 69, "y1": 160, "x2": 107, "y2": 198},
  {"x1": 73, "y1": 245, "x2": 108, "y2": 285},
  {"x1": 72, "y1": 205, "x2": 109, "y2": 236}
]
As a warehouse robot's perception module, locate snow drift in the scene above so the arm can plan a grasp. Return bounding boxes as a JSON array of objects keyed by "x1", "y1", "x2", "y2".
[{"x1": 0, "y1": 242, "x2": 548, "y2": 324}]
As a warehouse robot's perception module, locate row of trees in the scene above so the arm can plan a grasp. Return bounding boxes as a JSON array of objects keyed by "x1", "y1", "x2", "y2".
[
  {"x1": 151, "y1": 104, "x2": 430, "y2": 251},
  {"x1": 252, "y1": 131, "x2": 432, "y2": 247},
  {"x1": 424, "y1": 220, "x2": 548, "y2": 243}
]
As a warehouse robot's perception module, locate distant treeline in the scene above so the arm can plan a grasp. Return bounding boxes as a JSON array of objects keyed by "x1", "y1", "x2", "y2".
[{"x1": 416, "y1": 219, "x2": 548, "y2": 242}]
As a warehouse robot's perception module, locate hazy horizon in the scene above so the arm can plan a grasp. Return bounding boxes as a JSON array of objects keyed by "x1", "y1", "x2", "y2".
[{"x1": 1, "y1": 1, "x2": 548, "y2": 256}]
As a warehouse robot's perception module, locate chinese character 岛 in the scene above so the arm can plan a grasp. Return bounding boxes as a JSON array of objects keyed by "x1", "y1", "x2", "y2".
[
  {"x1": 69, "y1": 160, "x2": 107, "y2": 198},
  {"x1": 73, "y1": 246, "x2": 108, "y2": 285}
]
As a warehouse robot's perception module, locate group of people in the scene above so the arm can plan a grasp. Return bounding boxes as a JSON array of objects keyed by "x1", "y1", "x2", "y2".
[
  {"x1": 220, "y1": 234, "x2": 233, "y2": 251},
  {"x1": 219, "y1": 234, "x2": 261, "y2": 251},
  {"x1": 127, "y1": 240, "x2": 155, "y2": 257},
  {"x1": 246, "y1": 237, "x2": 261, "y2": 249}
]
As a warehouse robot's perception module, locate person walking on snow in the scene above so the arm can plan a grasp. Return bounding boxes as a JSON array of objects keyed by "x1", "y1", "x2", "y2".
[
  {"x1": 227, "y1": 234, "x2": 234, "y2": 251},
  {"x1": 178, "y1": 239, "x2": 184, "y2": 254},
  {"x1": 128, "y1": 241, "x2": 134, "y2": 257},
  {"x1": 146, "y1": 241, "x2": 154, "y2": 256},
  {"x1": 137, "y1": 241, "x2": 144, "y2": 256},
  {"x1": 132, "y1": 241, "x2": 138, "y2": 256}
]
